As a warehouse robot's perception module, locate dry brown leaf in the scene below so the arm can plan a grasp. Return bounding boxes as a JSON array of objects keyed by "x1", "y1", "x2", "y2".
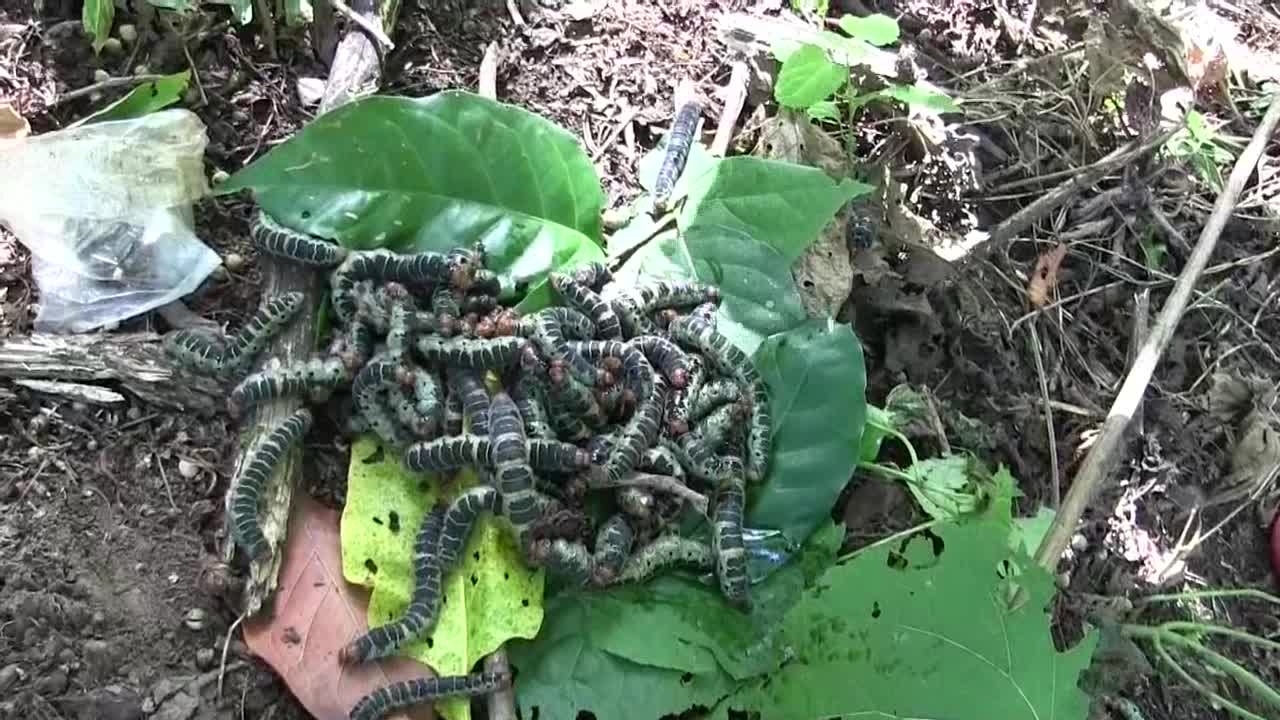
[
  {"x1": 1027, "y1": 243, "x2": 1068, "y2": 308},
  {"x1": 243, "y1": 495, "x2": 436, "y2": 720},
  {"x1": 0, "y1": 102, "x2": 30, "y2": 146}
]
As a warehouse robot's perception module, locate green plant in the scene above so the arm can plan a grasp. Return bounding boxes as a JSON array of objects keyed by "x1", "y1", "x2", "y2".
[
  {"x1": 1165, "y1": 109, "x2": 1237, "y2": 192},
  {"x1": 772, "y1": 13, "x2": 957, "y2": 124}
]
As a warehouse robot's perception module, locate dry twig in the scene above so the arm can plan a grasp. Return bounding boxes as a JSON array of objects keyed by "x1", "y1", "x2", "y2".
[
  {"x1": 711, "y1": 61, "x2": 749, "y2": 157},
  {"x1": 1033, "y1": 94, "x2": 1280, "y2": 572}
]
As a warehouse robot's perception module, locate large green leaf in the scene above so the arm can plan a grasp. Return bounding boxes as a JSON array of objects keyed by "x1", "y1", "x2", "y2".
[
  {"x1": 717, "y1": 514, "x2": 1098, "y2": 720},
  {"x1": 78, "y1": 71, "x2": 191, "y2": 125},
  {"x1": 680, "y1": 155, "x2": 870, "y2": 263},
  {"x1": 221, "y1": 91, "x2": 605, "y2": 300},
  {"x1": 508, "y1": 521, "x2": 844, "y2": 719},
  {"x1": 747, "y1": 319, "x2": 865, "y2": 543}
]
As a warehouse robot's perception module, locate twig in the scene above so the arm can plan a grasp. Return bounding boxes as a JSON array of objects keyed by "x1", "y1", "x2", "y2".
[
  {"x1": 587, "y1": 470, "x2": 709, "y2": 516},
  {"x1": 710, "y1": 61, "x2": 749, "y2": 157},
  {"x1": 981, "y1": 128, "x2": 1177, "y2": 250},
  {"x1": 478, "y1": 41, "x2": 501, "y2": 100},
  {"x1": 1025, "y1": 322, "x2": 1059, "y2": 507},
  {"x1": 218, "y1": 612, "x2": 245, "y2": 698},
  {"x1": 1032, "y1": 93, "x2": 1280, "y2": 572},
  {"x1": 54, "y1": 73, "x2": 170, "y2": 105},
  {"x1": 329, "y1": 0, "x2": 395, "y2": 50},
  {"x1": 505, "y1": 0, "x2": 526, "y2": 27},
  {"x1": 484, "y1": 647, "x2": 516, "y2": 720},
  {"x1": 1129, "y1": 289, "x2": 1151, "y2": 438}
]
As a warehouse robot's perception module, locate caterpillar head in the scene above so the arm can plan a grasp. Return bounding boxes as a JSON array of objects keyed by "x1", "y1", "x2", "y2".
[
  {"x1": 669, "y1": 367, "x2": 689, "y2": 389},
  {"x1": 474, "y1": 317, "x2": 496, "y2": 339},
  {"x1": 493, "y1": 309, "x2": 520, "y2": 337},
  {"x1": 666, "y1": 416, "x2": 690, "y2": 436},
  {"x1": 654, "y1": 308, "x2": 679, "y2": 329}
]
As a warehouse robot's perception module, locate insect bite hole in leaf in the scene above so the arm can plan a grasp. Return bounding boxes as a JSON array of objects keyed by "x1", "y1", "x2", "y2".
[
  {"x1": 388, "y1": 511, "x2": 400, "y2": 533},
  {"x1": 365, "y1": 558, "x2": 378, "y2": 574},
  {"x1": 371, "y1": 516, "x2": 383, "y2": 525},
  {"x1": 871, "y1": 600, "x2": 881, "y2": 619},
  {"x1": 300, "y1": 209, "x2": 312, "y2": 220},
  {"x1": 426, "y1": 636, "x2": 434, "y2": 648},
  {"x1": 471, "y1": 573, "x2": 479, "y2": 586},
  {"x1": 521, "y1": 598, "x2": 529, "y2": 607}
]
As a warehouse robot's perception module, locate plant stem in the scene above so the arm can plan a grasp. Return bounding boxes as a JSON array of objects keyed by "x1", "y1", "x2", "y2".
[{"x1": 1124, "y1": 624, "x2": 1280, "y2": 716}]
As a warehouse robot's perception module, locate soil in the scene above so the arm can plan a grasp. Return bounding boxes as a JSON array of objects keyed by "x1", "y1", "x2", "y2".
[{"x1": 3, "y1": 0, "x2": 1280, "y2": 719}]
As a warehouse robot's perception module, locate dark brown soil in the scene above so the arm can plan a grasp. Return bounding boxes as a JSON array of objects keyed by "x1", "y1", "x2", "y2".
[{"x1": 3, "y1": 0, "x2": 1280, "y2": 719}]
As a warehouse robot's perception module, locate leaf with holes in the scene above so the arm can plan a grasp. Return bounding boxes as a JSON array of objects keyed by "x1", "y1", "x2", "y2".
[
  {"x1": 77, "y1": 71, "x2": 191, "y2": 125},
  {"x1": 220, "y1": 91, "x2": 606, "y2": 306},
  {"x1": 340, "y1": 436, "x2": 544, "y2": 720},
  {"x1": 716, "y1": 512, "x2": 1098, "y2": 719}
]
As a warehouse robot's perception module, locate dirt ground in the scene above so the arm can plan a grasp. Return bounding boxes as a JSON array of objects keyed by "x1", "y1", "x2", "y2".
[{"x1": 3, "y1": 0, "x2": 1280, "y2": 719}]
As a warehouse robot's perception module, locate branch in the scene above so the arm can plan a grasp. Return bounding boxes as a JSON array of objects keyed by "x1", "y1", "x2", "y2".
[{"x1": 1032, "y1": 95, "x2": 1280, "y2": 572}]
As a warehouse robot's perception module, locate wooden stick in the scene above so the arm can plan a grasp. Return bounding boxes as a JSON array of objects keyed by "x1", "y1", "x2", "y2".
[
  {"x1": 227, "y1": 0, "x2": 404, "y2": 619},
  {"x1": 1032, "y1": 95, "x2": 1280, "y2": 572},
  {"x1": 479, "y1": 41, "x2": 500, "y2": 100},
  {"x1": 711, "y1": 61, "x2": 749, "y2": 157},
  {"x1": 0, "y1": 332, "x2": 225, "y2": 414}
]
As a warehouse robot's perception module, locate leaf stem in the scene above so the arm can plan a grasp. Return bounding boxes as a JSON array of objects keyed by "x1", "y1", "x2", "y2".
[
  {"x1": 836, "y1": 518, "x2": 940, "y2": 563},
  {"x1": 1124, "y1": 623, "x2": 1280, "y2": 716}
]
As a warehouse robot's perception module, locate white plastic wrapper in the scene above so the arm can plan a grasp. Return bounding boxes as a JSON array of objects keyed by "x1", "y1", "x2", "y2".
[{"x1": 0, "y1": 109, "x2": 221, "y2": 333}]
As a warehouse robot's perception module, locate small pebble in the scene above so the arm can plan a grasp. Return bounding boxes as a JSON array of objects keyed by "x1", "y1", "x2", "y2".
[
  {"x1": 210, "y1": 169, "x2": 230, "y2": 185},
  {"x1": 93, "y1": 69, "x2": 110, "y2": 84},
  {"x1": 223, "y1": 253, "x2": 246, "y2": 272},
  {"x1": 177, "y1": 460, "x2": 199, "y2": 480},
  {"x1": 92, "y1": 611, "x2": 106, "y2": 627},
  {"x1": 101, "y1": 37, "x2": 122, "y2": 55},
  {"x1": 183, "y1": 608, "x2": 207, "y2": 631},
  {"x1": 117, "y1": 24, "x2": 137, "y2": 45},
  {"x1": 133, "y1": 64, "x2": 149, "y2": 76},
  {"x1": 195, "y1": 648, "x2": 215, "y2": 670},
  {"x1": 1069, "y1": 533, "x2": 1088, "y2": 552}
]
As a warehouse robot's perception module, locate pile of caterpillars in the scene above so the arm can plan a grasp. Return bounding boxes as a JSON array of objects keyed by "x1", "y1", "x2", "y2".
[{"x1": 165, "y1": 207, "x2": 773, "y2": 720}]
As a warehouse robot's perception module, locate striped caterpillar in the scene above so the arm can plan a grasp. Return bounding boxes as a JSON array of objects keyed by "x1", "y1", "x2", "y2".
[
  {"x1": 550, "y1": 271, "x2": 622, "y2": 340},
  {"x1": 229, "y1": 408, "x2": 313, "y2": 559},
  {"x1": 449, "y1": 369, "x2": 491, "y2": 435},
  {"x1": 618, "y1": 534, "x2": 715, "y2": 585},
  {"x1": 629, "y1": 334, "x2": 691, "y2": 388},
  {"x1": 403, "y1": 436, "x2": 588, "y2": 474},
  {"x1": 669, "y1": 314, "x2": 771, "y2": 483},
  {"x1": 600, "y1": 374, "x2": 667, "y2": 483},
  {"x1": 228, "y1": 355, "x2": 350, "y2": 417},
  {"x1": 531, "y1": 537, "x2": 593, "y2": 588},
  {"x1": 164, "y1": 291, "x2": 304, "y2": 378},
  {"x1": 662, "y1": 433, "x2": 744, "y2": 485},
  {"x1": 340, "y1": 504, "x2": 447, "y2": 664},
  {"x1": 489, "y1": 391, "x2": 540, "y2": 550},
  {"x1": 712, "y1": 476, "x2": 751, "y2": 611},
  {"x1": 353, "y1": 356, "x2": 416, "y2": 450},
  {"x1": 331, "y1": 246, "x2": 480, "y2": 323},
  {"x1": 592, "y1": 513, "x2": 634, "y2": 586},
  {"x1": 414, "y1": 336, "x2": 525, "y2": 370},
  {"x1": 250, "y1": 211, "x2": 348, "y2": 267},
  {"x1": 437, "y1": 486, "x2": 500, "y2": 572},
  {"x1": 571, "y1": 261, "x2": 612, "y2": 291},
  {"x1": 547, "y1": 362, "x2": 609, "y2": 429},
  {"x1": 688, "y1": 377, "x2": 741, "y2": 422},
  {"x1": 347, "y1": 671, "x2": 510, "y2": 720},
  {"x1": 652, "y1": 90, "x2": 704, "y2": 214},
  {"x1": 519, "y1": 307, "x2": 603, "y2": 387}
]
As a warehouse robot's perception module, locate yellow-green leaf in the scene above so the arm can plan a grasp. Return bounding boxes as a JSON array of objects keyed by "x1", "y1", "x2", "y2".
[{"x1": 340, "y1": 436, "x2": 545, "y2": 720}]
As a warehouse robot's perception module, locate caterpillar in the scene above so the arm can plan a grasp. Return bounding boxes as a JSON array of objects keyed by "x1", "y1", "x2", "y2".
[
  {"x1": 690, "y1": 301, "x2": 718, "y2": 327},
  {"x1": 586, "y1": 432, "x2": 616, "y2": 466},
  {"x1": 638, "y1": 446, "x2": 685, "y2": 479},
  {"x1": 162, "y1": 329, "x2": 226, "y2": 375},
  {"x1": 618, "y1": 535, "x2": 715, "y2": 585},
  {"x1": 669, "y1": 315, "x2": 771, "y2": 483},
  {"x1": 520, "y1": 307, "x2": 602, "y2": 387},
  {"x1": 611, "y1": 294, "x2": 659, "y2": 338},
  {"x1": 688, "y1": 378, "x2": 741, "y2": 422},
  {"x1": 571, "y1": 261, "x2": 612, "y2": 291},
  {"x1": 527, "y1": 438, "x2": 592, "y2": 473},
  {"x1": 383, "y1": 285, "x2": 413, "y2": 360},
  {"x1": 511, "y1": 364, "x2": 554, "y2": 440},
  {"x1": 488, "y1": 392, "x2": 539, "y2": 549},
  {"x1": 331, "y1": 248, "x2": 475, "y2": 323},
  {"x1": 403, "y1": 435, "x2": 491, "y2": 472},
  {"x1": 450, "y1": 369, "x2": 491, "y2": 435},
  {"x1": 629, "y1": 334, "x2": 690, "y2": 388},
  {"x1": 389, "y1": 385, "x2": 435, "y2": 439},
  {"x1": 601, "y1": 374, "x2": 667, "y2": 483},
  {"x1": 443, "y1": 385, "x2": 464, "y2": 436},
  {"x1": 250, "y1": 211, "x2": 348, "y2": 267},
  {"x1": 620, "y1": 344, "x2": 657, "y2": 408},
  {"x1": 594, "y1": 380, "x2": 627, "y2": 421},
  {"x1": 546, "y1": 363, "x2": 608, "y2": 429},
  {"x1": 414, "y1": 336, "x2": 524, "y2": 370},
  {"x1": 229, "y1": 408, "x2": 313, "y2": 559},
  {"x1": 527, "y1": 348, "x2": 592, "y2": 443},
  {"x1": 164, "y1": 291, "x2": 304, "y2": 378},
  {"x1": 652, "y1": 93, "x2": 704, "y2": 213},
  {"x1": 664, "y1": 353, "x2": 705, "y2": 436},
  {"x1": 353, "y1": 357, "x2": 415, "y2": 450},
  {"x1": 347, "y1": 671, "x2": 510, "y2": 720},
  {"x1": 699, "y1": 400, "x2": 749, "y2": 453},
  {"x1": 227, "y1": 355, "x2": 349, "y2": 417},
  {"x1": 591, "y1": 513, "x2": 634, "y2": 586},
  {"x1": 340, "y1": 504, "x2": 447, "y2": 664},
  {"x1": 550, "y1": 272, "x2": 623, "y2": 340},
  {"x1": 431, "y1": 285, "x2": 461, "y2": 321},
  {"x1": 411, "y1": 368, "x2": 442, "y2": 436},
  {"x1": 467, "y1": 268, "x2": 502, "y2": 298},
  {"x1": 437, "y1": 486, "x2": 500, "y2": 572},
  {"x1": 662, "y1": 434, "x2": 744, "y2": 485},
  {"x1": 713, "y1": 476, "x2": 751, "y2": 611},
  {"x1": 531, "y1": 538, "x2": 593, "y2": 588},
  {"x1": 630, "y1": 280, "x2": 720, "y2": 315}
]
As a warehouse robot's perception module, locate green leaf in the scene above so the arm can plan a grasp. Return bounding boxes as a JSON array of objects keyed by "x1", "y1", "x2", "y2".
[
  {"x1": 806, "y1": 100, "x2": 841, "y2": 122},
  {"x1": 340, "y1": 436, "x2": 545, "y2": 720},
  {"x1": 904, "y1": 454, "x2": 982, "y2": 521},
  {"x1": 718, "y1": 515, "x2": 1098, "y2": 720},
  {"x1": 284, "y1": 0, "x2": 309, "y2": 26},
  {"x1": 747, "y1": 320, "x2": 866, "y2": 543},
  {"x1": 221, "y1": 92, "x2": 606, "y2": 300},
  {"x1": 145, "y1": 0, "x2": 199, "y2": 10},
  {"x1": 82, "y1": 0, "x2": 114, "y2": 54},
  {"x1": 1011, "y1": 506, "x2": 1056, "y2": 556},
  {"x1": 78, "y1": 71, "x2": 191, "y2": 125},
  {"x1": 774, "y1": 44, "x2": 848, "y2": 109},
  {"x1": 226, "y1": 0, "x2": 254, "y2": 24},
  {"x1": 838, "y1": 13, "x2": 901, "y2": 46},
  {"x1": 681, "y1": 155, "x2": 871, "y2": 264},
  {"x1": 508, "y1": 520, "x2": 845, "y2": 720},
  {"x1": 879, "y1": 82, "x2": 959, "y2": 114},
  {"x1": 859, "y1": 404, "x2": 896, "y2": 462}
]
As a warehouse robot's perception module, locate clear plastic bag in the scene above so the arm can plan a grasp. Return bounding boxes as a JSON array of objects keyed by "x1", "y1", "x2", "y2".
[{"x1": 0, "y1": 109, "x2": 221, "y2": 333}]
